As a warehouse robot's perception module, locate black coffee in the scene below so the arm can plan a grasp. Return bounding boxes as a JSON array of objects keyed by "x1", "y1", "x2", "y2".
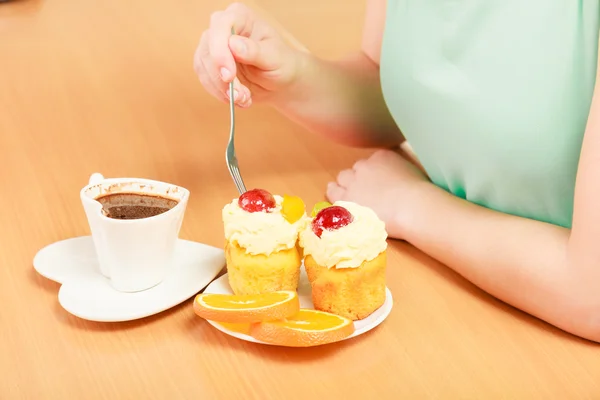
[{"x1": 96, "y1": 192, "x2": 178, "y2": 220}]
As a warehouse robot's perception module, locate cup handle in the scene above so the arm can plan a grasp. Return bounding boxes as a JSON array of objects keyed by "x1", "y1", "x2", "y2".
[{"x1": 88, "y1": 173, "x2": 105, "y2": 186}]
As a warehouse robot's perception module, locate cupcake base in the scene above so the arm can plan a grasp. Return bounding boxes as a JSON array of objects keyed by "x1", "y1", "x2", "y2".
[
  {"x1": 225, "y1": 241, "x2": 302, "y2": 295},
  {"x1": 304, "y1": 251, "x2": 387, "y2": 321}
]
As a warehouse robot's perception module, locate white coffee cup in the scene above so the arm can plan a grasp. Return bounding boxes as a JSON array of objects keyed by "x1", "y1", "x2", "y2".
[{"x1": 80, "y1": 173, "x2": 190, "y2": 292}]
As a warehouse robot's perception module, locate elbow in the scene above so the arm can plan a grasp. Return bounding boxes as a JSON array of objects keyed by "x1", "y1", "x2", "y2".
[
  {"x1": 557, "y1": 301, "x2": 600, "y2": 343},
  {"x1": 540, "y1": 258, "x2": 600, "y2": 342}
]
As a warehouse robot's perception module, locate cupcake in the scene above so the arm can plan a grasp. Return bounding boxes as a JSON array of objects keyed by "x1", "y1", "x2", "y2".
[
  {"x1": 300, "y1": 201, "x2": 388, "y2": 320},
  {"x1": 222, "y1": 188, "x2": 308, "y2": 295}
]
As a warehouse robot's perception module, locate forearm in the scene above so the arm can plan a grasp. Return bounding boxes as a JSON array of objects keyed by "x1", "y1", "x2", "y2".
[
  {"x1": 271, "y1": 51, "x2": 403, "y2": 148},
  {"x1": 400, "y1": 182, "x2": 600, "y2": 341}
]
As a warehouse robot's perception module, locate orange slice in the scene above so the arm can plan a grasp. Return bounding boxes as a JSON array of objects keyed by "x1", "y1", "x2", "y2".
[
  {"x1": 215, "y1": 322, "x2": 252, "y2": 335},
  {"x1": 281, "y1": 194, "x2": 306, "y2": 223},
  {"x1": 249, "y1": 309, "x2": 355, "y2": 347},
  {"x1": 193, "y1": 290, "x2": 300, "y2": 324}
]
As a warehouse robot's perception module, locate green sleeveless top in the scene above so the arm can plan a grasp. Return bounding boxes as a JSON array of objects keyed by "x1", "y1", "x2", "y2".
[{"x1": 380, "y1": 1, "x2": 600, "y2": 228}]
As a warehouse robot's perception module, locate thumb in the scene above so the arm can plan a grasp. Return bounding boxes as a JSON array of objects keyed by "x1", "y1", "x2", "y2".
[{"x1": 228, "y1": 35, "x2": 277, "y2": 70}]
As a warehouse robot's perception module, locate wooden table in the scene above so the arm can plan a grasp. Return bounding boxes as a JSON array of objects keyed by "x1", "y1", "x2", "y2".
[{"x1": 1, "y1": 1, "x2": 599, "y2": 398}]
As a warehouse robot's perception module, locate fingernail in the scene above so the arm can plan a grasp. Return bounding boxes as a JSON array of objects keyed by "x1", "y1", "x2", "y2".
[
  {"x1": 220, "y1": 67, "x2": 231, "y2": 81},
  {"x1": 230, "y1": 38, "x2": 246, "y2": 55},
  {"x1": 226, "y1": 89, "x2": 239, "y2": 100}
]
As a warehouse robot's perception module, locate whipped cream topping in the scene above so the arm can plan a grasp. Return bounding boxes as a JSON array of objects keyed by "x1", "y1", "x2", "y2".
[
  {"x1": 299, "y1": 201, "x2": 388, "y2": 269},
  {"x1": 222, "y1": 195, "x2": 308, "y2": 256}
]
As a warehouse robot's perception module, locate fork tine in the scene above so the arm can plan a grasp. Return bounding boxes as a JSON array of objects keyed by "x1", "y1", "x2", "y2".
[
  {"x1": 231, "y1": 170, "x2": 242, "y2": 193},
  {"x1": 227, "y1": 162, "x2": 240, "y2": 187},
  {"x1": 238, "y1": 179, "x2": 247, "y2": 194},
  {"x1": 232, "y1": 165, "x2": 246, "y2": 194},
  {"x1": 226, "y1": 148, "x2": 243, "y2": 194},
  {"x1": 233, "y1": 165, "x2": 242, "y2": 182}
]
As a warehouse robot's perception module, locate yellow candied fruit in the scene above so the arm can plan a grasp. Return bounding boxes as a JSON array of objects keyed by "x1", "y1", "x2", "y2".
[
  {"x1": 281, "y1": 195, "x2": 306, "y2": 223},
  {"x1": 310, "y1": 201, "x2": 332, "y2": 217}
]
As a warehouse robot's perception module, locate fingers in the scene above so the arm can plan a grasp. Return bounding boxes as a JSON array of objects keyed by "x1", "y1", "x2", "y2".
[
  {"x1": 326, "y1": 182, "x2": 346, "y2": 203},
  {"x1": 336, "y1": 169, "x2": 355, "y2": 187},
  {"x1": 353, "y1": 158, "x2": 369, "y2": 171},
  {"x1": 228, "y1": 35, "x2": 278, "y2": 71},
  {"x1": 208, "y1": 3, "x2": 254, "y2": 83},
  {"x1": 195, "y1": 30, "x2": 252, "y2": 106},
  {"x1": 195, "y1": 2, "x2": 292, "y2": 108},
  {"x1": 227, "y1": 77, "x2": 253, "y2": 107},
  {"x1": 194, "y1": 34, "x2": 225, "y2": 101},
  {"x1": 194, "y1": 3, "x2": 259, "y2": 106}
]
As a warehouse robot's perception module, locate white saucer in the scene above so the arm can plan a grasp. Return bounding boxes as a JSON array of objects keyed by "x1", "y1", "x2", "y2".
[
  {"x1": 33, "y1": 236, "x2": 225, "y2": 322},
  {"x1": 203, "y1": 268, "x2": 393, "y2": 346}
]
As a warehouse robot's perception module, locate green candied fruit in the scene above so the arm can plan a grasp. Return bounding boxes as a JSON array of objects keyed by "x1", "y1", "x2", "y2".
[{"x1": 310, "y1": 201, "x2": 332, "y2": 217}]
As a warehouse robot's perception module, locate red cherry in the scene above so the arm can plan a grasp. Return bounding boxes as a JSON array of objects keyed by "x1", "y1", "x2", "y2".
[
  {"x1": 238, "y1": 189, "x2": 276, "y2": 213},
  {"x1": 311, "y1": 206, "x2": 354, "y2": 238}
]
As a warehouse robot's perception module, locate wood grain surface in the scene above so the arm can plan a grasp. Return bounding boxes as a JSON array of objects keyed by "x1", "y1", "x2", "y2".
[{"x1": 1, "y1": 0, "x2": 599, "y2": 398}]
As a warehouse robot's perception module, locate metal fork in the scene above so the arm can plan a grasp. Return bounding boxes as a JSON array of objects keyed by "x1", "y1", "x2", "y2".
[{"x1": 225, "y1": 28, "x2": 247, "y2": 195}]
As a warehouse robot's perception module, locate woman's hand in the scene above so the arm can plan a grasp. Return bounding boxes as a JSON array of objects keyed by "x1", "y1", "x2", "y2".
[
  {"x1": 194, "y1": 2, "x2": 303, "y2": 108},
  {"x1": 326, "y1": 149, "x2": 429, "y2": 238}
]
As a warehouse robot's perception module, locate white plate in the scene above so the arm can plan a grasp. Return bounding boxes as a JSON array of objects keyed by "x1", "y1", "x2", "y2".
[
  {"x1": 203, "y1": 267, "x2": 393, "y2": 346},
  {"x1": 33, "y1": 236, "x2": 225, "y2": 322}
]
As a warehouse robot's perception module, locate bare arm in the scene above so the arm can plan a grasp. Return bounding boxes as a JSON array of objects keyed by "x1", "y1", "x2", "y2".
[
  {"x1": 272, "y1": 0, "x2": 403, "y2": 148},
  {"x1": 396, "y1": 54, "x2": 600, "y2": 342}
]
